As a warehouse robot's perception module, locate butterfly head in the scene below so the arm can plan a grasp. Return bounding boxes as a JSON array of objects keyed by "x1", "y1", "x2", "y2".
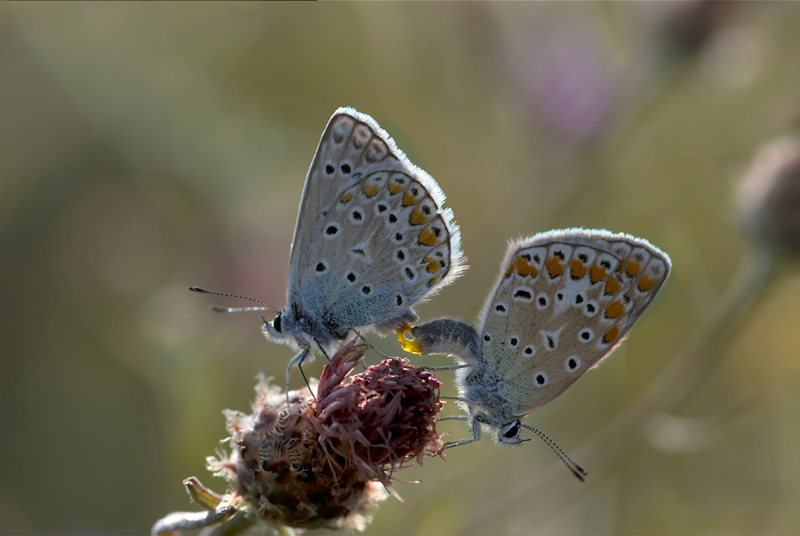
[
  {"x1": 496, "y1": 420, "x2": 528, "y2": 446},
  {"x1": 261, "y1": 309, "x2": 299, "y2": 347},
  {"x1": 472, "y1": 413, "x2": 529, "y2": 447}
]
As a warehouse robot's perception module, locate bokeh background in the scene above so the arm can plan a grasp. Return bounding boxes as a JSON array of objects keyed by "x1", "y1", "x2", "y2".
[{"x1": 1, "y1": 2, "x2": 798, "y2": 534}]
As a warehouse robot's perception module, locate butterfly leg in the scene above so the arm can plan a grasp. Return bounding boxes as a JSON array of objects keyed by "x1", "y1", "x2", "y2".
[
  {"x1": 437, "y1": 415, "x2": 469, "y2": 422},
  {"x1": 422, "y1": 364, "x2": 470, "y2": 372},
  {"x1": 440, "y1": 395, "x2": 481, "y2": 404},
  {"x1": 352, "y1": 329, "x2": 390, "y2": 360},
  {"x1": 285, "y1": 348, "x2": 313, "y2": 401},
  {"x1": 313, "y1": 339, "x2": 333, "y2": 365},
  {"x1": 441, "y1": 416, "x2": 481, "y2": 451}
]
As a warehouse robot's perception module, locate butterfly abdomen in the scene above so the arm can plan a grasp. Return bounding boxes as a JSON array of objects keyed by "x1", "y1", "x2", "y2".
[{"x1": 410, "y1": 319, "x2": 481, "y2": 365}]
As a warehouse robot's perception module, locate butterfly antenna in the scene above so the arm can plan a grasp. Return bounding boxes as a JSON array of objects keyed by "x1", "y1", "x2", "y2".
[
  {"x1": 520, "y1": 423, "x2": 588, "y2": 482},
  {"x1": 188, "y1": 286, "x2": 278, "y2": 314}
]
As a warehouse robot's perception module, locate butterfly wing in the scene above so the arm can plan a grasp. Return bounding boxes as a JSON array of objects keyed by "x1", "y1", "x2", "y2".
[
  {"x1": 287, "y1": 108, "x2": 466, "y2": 339},
  {"x1": 476, "y1": 229, "x2": 671, "y2": 416}
]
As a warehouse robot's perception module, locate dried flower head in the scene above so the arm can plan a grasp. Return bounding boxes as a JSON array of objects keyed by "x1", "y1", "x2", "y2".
[
  {"x1": 738, "y1": 133, "x2": 800, "y2": 257},
  {"x1": 309, "y1": 340, "x2": 444, "y2": 496},
  {"x1": 154, "y1": 340, "x2": 443, "y2": 534}
]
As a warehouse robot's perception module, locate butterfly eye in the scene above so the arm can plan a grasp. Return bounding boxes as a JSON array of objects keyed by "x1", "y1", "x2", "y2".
[
  {"x1": 272, "y1": 313, "x2": 282, "y2": 333},
  {"x1": 502, "y1": 421, "x2": 521, "y2": 439}
]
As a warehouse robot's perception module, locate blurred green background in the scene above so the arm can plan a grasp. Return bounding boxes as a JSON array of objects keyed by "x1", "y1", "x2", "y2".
[{"x1": 1, "y1": 3, "x2": 798, "y2": 534}]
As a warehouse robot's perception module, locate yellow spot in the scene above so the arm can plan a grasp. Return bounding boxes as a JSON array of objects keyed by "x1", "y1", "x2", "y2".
[
  {"x1": 590, "y1": 263, "x2": 608, "y2": 283},
  {"x1": 570, "y1": 259, "x2": 588, "y2": 279},
  {"x1": 423, "y1": 256, "x2": 442, "y2": 274},
  {"x1": 397, "y1": 328, "x2": 423, "y2": 354},
  {"x1": 363, "y1": 183, "x2": 380, "y2": 197},
  {"x1": 418, "y1": 228, "x2": 438, "y2": 246},
  {"x1": 517, "y1": 256, "x2": 539, "y2": 277},
  {"x1": 603, "y1": 325, "x2": 620, "y2": 344},
  {"x1": 605, "y1": 300, "x2": 625, "y2": 319},
  {"x1": 625, "y1": 260, "x2": 641, "y2": 277},
  {"x1": 410, "y1": 206, "x2": 428, "y2": 225},
  {"x1": 339, "y1": 191, "x2": 354, "y2": 203},
  {"x1": 403, "y1": 190, "x2": 421, "y2": 206},
  {"x1": 546, "y1": 256, "x2": 565, "y2": 278},
  {"x1": 605, "y1": 276, "x2": 621, "y2": 295},
  {"x1": 428, "y1": 276, "x2": 440, "y2": 287},
  {"x1": 638, "y1": 274, "x2": 657, "y2": 291},
  {"x1": 388, "y1": 182, "x2": 403, "y2": 195}
]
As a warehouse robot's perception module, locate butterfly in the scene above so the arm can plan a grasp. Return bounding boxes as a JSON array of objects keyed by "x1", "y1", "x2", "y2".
[
  {"x1": 398, "y1": 229, "x2": 670, "y2": 478},
  {"x1": 254, "y1": 108, "x2": 466, "y2": 390}
]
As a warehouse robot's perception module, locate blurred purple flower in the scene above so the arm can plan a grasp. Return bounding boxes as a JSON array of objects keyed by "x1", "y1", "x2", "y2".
[{"x1": 503, "y1": 29, "x2": 618, "y2": 146}]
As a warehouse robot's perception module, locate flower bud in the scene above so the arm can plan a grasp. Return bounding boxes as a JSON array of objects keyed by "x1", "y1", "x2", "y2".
[{"x1": 738, "y1": 133, "x2": 800, "y2": 257}]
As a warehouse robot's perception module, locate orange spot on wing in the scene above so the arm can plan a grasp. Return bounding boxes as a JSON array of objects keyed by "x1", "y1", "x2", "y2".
[
  {"x1": 605, "y1": 276, "x2": 621, "y2": 295},
  {"x1": 428, "y1": 276, "x2": 440, "y2": 287},
  {"x1": 603, "y1": 325, "x2": 620, "y2": 344},
  {"x1": 409, "y1": 206, "x2": 428, "y2": 225},
  {"x1": 403, "y1": 190, "x2": 421, "y2": 206},
  {"x1": 339, "y1": 192, "x2": 354, "y2": 203},
  {"x1": 638, "y1": 274, "x2": 657, "y2": 291},
  {"x1": 625, "y1": 260, "x2": 641, "y2": 277},
  {"x1": 546, "y1": 257, "x2": 565, "y2": 278},
  {"x1": 590, "y1": 263, "x2": 608, "y2": 283},
  {"x1": 570, "y1": 259, "x2": 588, "y2": 279},
  {"x1": 505, "y1": 261, "x2": 516, "y2": 279},
  {"x1": 418, "y1": 228, "x2": 438, "y2": 246},
  {"x1": 388, "y1": 183, "x2": 403, "y2": 195},
  {"x1": 363, "y1": 183, "x2": 380, "y2": 197},
  {"x1": 517, "y1": 256, "x2": 538, "y2": 277},
  {"x1": 423, "y1": 256, "x2": 442, "y2": 274},
  {"x1": 605, "y1": 300, "x2": 625, "y2": 319}
]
